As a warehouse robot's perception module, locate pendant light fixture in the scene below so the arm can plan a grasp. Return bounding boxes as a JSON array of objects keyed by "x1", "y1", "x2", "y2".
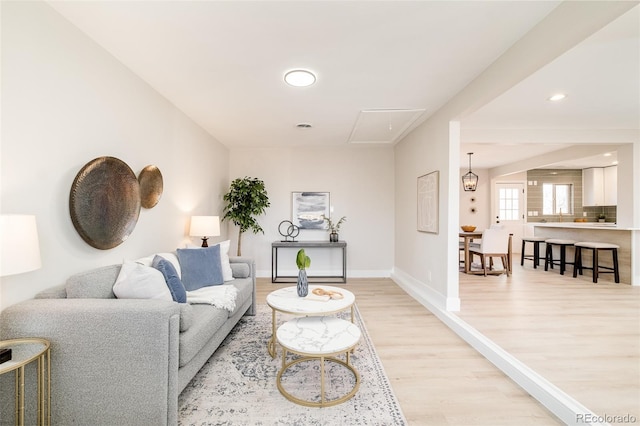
[{"x1": 462, "y1": 152, "x2": 478, "y2": 192}]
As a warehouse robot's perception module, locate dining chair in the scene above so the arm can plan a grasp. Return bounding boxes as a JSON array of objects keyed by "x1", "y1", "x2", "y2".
[{"x1": 469, "y1": 228, "x2": 510, "y2": 276}]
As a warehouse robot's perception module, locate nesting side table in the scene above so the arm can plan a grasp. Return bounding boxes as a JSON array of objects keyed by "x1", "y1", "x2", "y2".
[
  {"x1": 276, "y1": 316, "x2": 361, "y2": 407},
  {"x1": 0, "y1": 338, "x2": 51, "y2": 426}
]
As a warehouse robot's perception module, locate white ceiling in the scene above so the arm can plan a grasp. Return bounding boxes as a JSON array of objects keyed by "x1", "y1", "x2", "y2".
[{"x1": 47, "y1": 1, "x2": 639, "y2": 169}]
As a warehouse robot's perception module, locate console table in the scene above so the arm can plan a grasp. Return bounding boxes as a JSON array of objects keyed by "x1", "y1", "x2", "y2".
[{"x1": 271, "y1": 240, "x2": 347, "y2": 283}]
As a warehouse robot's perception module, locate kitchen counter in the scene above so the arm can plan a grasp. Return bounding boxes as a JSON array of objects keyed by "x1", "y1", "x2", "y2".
[
  {"x1": 532, "y1": 223, "x2": 637, "y2": 284},
  {"x1": 532, "y1": 222, "x2": 639, "y2": 231}
]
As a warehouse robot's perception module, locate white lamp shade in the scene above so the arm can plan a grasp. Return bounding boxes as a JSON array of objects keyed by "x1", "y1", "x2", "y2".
[
  {"x1": 189, "y1": 216, "x2": 220, "y2": 237},
  {"x1": 1, "y1": 215, "x2": 42, "y2": 277}
]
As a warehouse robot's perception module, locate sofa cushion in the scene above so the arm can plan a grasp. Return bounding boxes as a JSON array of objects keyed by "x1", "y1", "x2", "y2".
[
  {"x1": 230, "y1": 263, "x2": 250, "y2": 279},
  {"x1": 216, "y1": 240, "x2": 234, "y2": 281},
  {"x1": 137, "y1": 252, "x2": 182, "y2": 278},
  {"x1": 227, "y1": 278, "x2": 253, "y2": 318},
  {"x1": 178, "y1": 304, "x2": 228, "y2": 367},
  {"x1": 180, "y1": 303, "x2": 194, "y2": 332},
  {"x1": 66, "y1": 264, "x2": 121, "y2": 299},
  {"x1": 177, "y1": 246, "x2": 224, "y2": 291},
  {"x1": 113, "y1": 261, "x2": 173, "y2": 301},
  {"x1": 152, "y1": 255, "x2": 187, "y2": 303}
]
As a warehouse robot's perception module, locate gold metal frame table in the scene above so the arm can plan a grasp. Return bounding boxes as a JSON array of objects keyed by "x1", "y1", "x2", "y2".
[
  {"x1": 0, "y1": 338, "x2": 51, "y2": 426},
  {"x1": 266, "y1": 285, "x2": 355, "y2": 358},
  {"x1": 276, "y1": 316, "x2": 361, "y2": 407}
]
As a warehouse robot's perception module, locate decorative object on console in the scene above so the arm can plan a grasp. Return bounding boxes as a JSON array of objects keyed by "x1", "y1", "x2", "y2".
[
  {"x1": 461, "y1": 225, "x2": 476, "y2": 232},
  {"x1": 462, "y1": 152, "x2": 478, "y2": 192},
  {"x1": 292, "y1": 192, "x2": 330, "y2": 230},
  {"x1": 0, "y1": 214, "x2": 42, "y2": 277},
  {"x1": 296, "y1": 249, "x2": 311, "y2": 297},
  {"x1": 278, "y1": 220, "x2": 300, "y2": 242},
  {"x1": 417, "y1": 170, "x2": 439, "y2": 234},
  {"x1": 69, "y1": 156, "x2": 141, "y2": 249},
  {"x1": 138, "y1": 165, "x2": 163, "y2": 209},
  {"x1": 189, "y1": 216, "x2": 220, "y2": 247},
  {"x1": 222, "y1": 177, "x2": 271, "y2": 256},
  {"x1": 322, "y1": 214, "x2": 346, "y2": 242}
]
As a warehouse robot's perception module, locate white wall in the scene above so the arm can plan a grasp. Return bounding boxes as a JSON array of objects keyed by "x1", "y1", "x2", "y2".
[
  {"x1": 227, "y1": 146, "x2": 395, "y2": 278},
  {"x1": 0, "y1": 2, "x2": 229, "y2": 310},
  {"x1": 393, "y1": 119, "x2": 459, "y2": 310}
]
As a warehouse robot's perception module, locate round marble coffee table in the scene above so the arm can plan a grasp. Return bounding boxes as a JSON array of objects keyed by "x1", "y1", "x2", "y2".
[
  {"x1": 276, "y1": 316, "x2": 361, "y2": 407},
  {"x1": 266, "y1": 285, "x2": 355, "y2": 357}
]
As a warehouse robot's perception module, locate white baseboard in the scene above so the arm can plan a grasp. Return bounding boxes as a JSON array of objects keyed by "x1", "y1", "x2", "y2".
[{"x1": 391, "y1": 267, "x2": 603, "y2": 426}]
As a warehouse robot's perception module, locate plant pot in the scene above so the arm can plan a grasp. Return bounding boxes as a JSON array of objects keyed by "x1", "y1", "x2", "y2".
[
  {"x1": 297, "y1": 269, "x2": 308, "y2": 297},
  {"x1": 329, "y1": 232, "x2": 339, "y2": 242},
  {"x1": 598, "y1": 219, "x2": 605, "y2": 223}
]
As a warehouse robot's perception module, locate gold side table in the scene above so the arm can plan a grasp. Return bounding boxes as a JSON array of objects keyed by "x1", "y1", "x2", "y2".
[{"x1": 0, "y1": 338, "x2": 51, "y2": 426}]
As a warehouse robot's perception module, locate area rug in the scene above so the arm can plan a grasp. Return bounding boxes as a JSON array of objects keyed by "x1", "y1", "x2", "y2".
[{"x1": 178, "y1": 304, "x2": 407, "y2": 425}]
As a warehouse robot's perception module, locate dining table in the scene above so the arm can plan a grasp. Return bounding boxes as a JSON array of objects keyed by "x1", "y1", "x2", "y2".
[{"x1": 459, "y1": 230, "x2": 513, "y2": 275}]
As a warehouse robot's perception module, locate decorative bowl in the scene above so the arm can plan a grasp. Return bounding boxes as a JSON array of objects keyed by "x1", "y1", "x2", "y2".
[{"x1": 461, "y1": 225, "x2": 476, "y2": 232}]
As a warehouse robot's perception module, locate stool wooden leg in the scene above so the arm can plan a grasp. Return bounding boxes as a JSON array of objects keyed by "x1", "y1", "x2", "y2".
[
  {"x1": 545, "y1": 245, "x2": 551, "y2": 271},
  {"x1": 559, "y1": 246, "x2": 566, "y2": 275},
  {"x1": 573, "y1": 247, "x2": 581, "y2": 278},
  {"x1": 521, "y1": 240, "x2": 525, "y2": 266},
  {"x1": 592, "y1": 248, "x2": 599, "y2": 283},
  {"x1": 612, "y1": 249, "x2": 620, "y2": 283},
  {"x1": 533, "y1": 242, "x2": 540, "y2": 268}
]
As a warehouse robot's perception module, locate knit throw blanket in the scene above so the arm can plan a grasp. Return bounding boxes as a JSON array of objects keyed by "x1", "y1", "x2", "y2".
[{"x1": 186, "y1": 285, "x2": 237, "y2": 312}]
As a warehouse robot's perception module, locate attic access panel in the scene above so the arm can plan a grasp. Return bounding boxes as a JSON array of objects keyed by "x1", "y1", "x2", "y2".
[{"x1": 348, "y1": 109, "x2": 425, "y2": 144}]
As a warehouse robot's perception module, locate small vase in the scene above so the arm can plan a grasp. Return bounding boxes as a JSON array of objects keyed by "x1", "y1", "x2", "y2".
[
  {"x1": 297, "y1": 269, "x2": 308, "y2": 297},
  {"x1": 329, "y1": 232, "x2": 339, "y2": 242}
]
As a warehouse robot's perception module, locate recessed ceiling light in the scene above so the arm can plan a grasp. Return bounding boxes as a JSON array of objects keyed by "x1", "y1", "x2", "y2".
[
  {"x1": 284, "y1": 69, "x2": 316, "y2": 87},
  {"x1": 548, "y1": 93, "x2": 567, "y2": 102},
  {"x1": 604, "y1": 152, "x2": 612, "y2": 157}
]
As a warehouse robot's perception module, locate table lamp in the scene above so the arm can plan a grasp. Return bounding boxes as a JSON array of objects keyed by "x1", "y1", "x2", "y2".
[
  {"x1": 0, "y1": 214, "x2": 42, "y2": 364},
  {"x1": 1, "y1": 214, "x2": 42, "y2": 277},
  {"x1": 189, "y1": 216, "x2": 220, "y2": 247}
]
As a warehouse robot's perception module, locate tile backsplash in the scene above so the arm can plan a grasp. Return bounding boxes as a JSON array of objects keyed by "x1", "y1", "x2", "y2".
[{"x1": 526, "y1": 169, "x2": 616, "y2": 223}]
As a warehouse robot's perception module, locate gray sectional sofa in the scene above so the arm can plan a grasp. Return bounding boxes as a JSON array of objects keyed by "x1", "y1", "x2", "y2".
[{"x1": 0, "y1": 256, "x2": 256, "y2": 426}]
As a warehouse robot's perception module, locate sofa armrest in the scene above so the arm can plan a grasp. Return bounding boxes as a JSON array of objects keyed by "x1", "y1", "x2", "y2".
[
  {"x1": 0, "y1": 298, "x2": 181, "y2": 426},
  {"x1": 229, "y1": 256, "x2": 256, "y2": 316}
]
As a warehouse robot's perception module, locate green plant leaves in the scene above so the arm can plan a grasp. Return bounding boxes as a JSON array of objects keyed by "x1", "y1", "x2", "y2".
[{"x1": 296, "y1": 249, "x2": 311, "y2": 270}]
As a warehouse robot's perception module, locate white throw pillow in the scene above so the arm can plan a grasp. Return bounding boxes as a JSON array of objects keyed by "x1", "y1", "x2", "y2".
[
  {"x1": 217, "y1": 240, "x2": 234, "y2": 281},
  {"x1": 113, "y1": 261, "x2": 172, "y2": 300}
]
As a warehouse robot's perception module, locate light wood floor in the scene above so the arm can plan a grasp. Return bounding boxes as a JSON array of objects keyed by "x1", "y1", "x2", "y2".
[
  {"x1": 257, "y1": 278, "x2": 562, "y2": 425},
  {"x1": 457, "y1": 262, "x2": 640, "y2": 422}
]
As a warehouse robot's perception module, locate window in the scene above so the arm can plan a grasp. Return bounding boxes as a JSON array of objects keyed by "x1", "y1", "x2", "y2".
[
  {"x1": 543, "y1": 183, "x2": 573, "y2": 215},
  {"x1": 498, "y1": 187, "x2": 520, "y2": 220}
]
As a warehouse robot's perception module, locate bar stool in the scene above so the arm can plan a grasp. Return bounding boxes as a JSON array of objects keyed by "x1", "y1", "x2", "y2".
[
  {"x1": 544, "y1": 239, "x2": 576, "y2": 275},
  {"x1": 573, "y1": 242, "x2": 620, "y2": 283},
  {"x1": 521, "y1": 236, "x2": 546, "y2": 268}
]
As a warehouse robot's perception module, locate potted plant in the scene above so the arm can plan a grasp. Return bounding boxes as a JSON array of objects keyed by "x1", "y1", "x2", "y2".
[
  {"x1": 296, "y1": 249, "x2": 311, "y2": 297},
  {"x1": 322, "y1": 215, "x2": 346, "y2": 242},
  {"x1": 222, "y1": 177, "x2": 270, "y2": 256},
  {"x1": 598, "y1": 213, "x2": 606, "y2": 223}
]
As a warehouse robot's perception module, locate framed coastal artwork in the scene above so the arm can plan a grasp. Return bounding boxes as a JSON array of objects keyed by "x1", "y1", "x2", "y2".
[
  {"x1": 417, "y1": 171, "x2": 439, "y2": 233},
  {"x1": 292, "y1": 192, "x2": 330, "y2": 230}
]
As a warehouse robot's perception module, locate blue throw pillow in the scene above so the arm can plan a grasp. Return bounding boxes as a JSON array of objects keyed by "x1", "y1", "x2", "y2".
[
  {"x1": 152, "y1": 255, "x2": 187, "y2": 303},
  {"x1": 176, "y1": 245, "x2": 224, "y2": 291}
]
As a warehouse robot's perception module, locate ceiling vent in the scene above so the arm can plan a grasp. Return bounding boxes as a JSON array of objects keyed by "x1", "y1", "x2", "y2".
[{"x1": 348, "y1": 109, "x2": 425, "y2": 144}]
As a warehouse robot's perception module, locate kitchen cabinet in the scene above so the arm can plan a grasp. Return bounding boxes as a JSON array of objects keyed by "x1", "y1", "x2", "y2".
[
  {"x1": 604, "y1": 165, "x2": 617, "y2": 205},
  {"x1": 582, "y1": 166, "x2": 617, "y2": 206}
]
